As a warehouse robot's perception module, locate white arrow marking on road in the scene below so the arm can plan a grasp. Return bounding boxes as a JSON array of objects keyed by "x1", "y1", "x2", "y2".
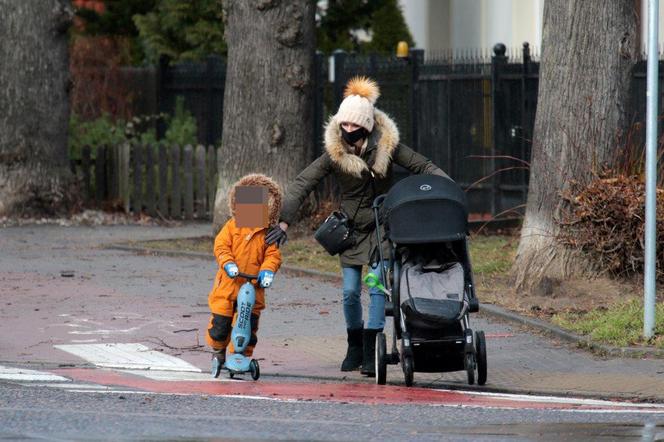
[
  {"x1": 0, "y1": 365, "x2": 70, "y2": 382},
  {"x1": 54, "y1": 343, "x2": 202, "y2": 372}
]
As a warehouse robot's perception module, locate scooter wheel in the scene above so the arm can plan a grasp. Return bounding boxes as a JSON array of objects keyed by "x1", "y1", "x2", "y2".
[
  {"x1": 211, "y1": 354, "x2": 222, "y2": 379},
  {"x1": 250, "y1": 359, "x2": 260, "y2": 381},
  {"x1": 229, "y1": 372, "x2": 235, "y2": 379}
]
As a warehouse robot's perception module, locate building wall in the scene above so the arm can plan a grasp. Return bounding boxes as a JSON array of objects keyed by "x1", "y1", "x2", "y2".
[{"x1": 401, "y1": 0, "x2": 664, "y2": 56}]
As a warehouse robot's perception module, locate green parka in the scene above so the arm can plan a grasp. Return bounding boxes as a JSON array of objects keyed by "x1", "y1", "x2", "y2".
[{"x1": 280, "y1": 109, "x2": 448, "y2": 267}]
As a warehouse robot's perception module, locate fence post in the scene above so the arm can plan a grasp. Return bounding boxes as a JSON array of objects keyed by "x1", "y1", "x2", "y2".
[
  {"x1": 108, "y1": 144, "x2": 118, "y2": 201},
  {"x1": 171, "y1": 145, "x2": 181, "y2": 219},
  {"x1": 491, "y1": 43, "x2": 507, "y2": 217},
  {"x1": 369, "y1": 53, "x2": 378, "y2": 78},
  {"x1": 313, "y1": 51, "x2": 324, "y2": 160},
  {"x1": 520, "y1": 42, "x2": 531, "y2": 205},
  {"x1": 332, "y1": 49, "x2": 347, "y2": 109},
  {"x1": 183, "y1": 144, "x2": 194, "y2": 220},
  {"x1": 409, "y1": 48, "x2": 424, "y2": 149},
  {"x1": 156, "y1": 55, "x2": 169, "y2": 139},
  {"x1": 195, "y1": 145, "x2": 206, "y2": 219},
  {"x1": 206, "y1": 57, "x2": 215, "y2": 146}
]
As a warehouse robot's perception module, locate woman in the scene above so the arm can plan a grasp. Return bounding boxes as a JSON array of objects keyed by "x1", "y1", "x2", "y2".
[{"x1": 266, "y1": 76, "x2": 448, "y2": 376}]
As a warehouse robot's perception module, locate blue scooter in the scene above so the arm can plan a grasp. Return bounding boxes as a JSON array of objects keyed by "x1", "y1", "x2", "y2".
[{"x1": 211, "y1": 272, "x2": 260, "y2": 380}]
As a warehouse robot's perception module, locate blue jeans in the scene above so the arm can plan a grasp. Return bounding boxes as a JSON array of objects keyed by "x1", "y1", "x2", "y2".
[{"x1": 342, "y1": 261, "x2": 388, "y2": 330}]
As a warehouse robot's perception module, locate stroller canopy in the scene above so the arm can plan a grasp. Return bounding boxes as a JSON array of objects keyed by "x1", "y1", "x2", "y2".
[{"x1": 383, "y1": 174, "x2": 467, "y2": 244}]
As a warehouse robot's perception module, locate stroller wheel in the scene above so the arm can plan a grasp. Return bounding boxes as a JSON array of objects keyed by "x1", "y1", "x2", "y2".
[
  {"x1": 465, "y1": 353, "x2": 475, "y2": 385},
  {"x1": 250, "y1": 359, "x2": 260, "y2": 381},
  {"x1": 402, "y1": 355, "x2": 414, "y2": 387},
  {"x1": 475, "y1": 331, "x2": 487, "y2": 386},
  {"x1": 375, "y1": 332, "x2": 387, "y2": 385}
]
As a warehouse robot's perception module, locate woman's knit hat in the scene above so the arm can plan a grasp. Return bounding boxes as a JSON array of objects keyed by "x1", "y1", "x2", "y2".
[{"x1": 335, "y1": 76, "x2": 380, "y2": 132}]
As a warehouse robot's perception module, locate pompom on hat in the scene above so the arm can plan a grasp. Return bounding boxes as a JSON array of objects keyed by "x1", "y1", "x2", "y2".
[{"x1": 334, "y1": 76, "x2": 380, "y2": 132}]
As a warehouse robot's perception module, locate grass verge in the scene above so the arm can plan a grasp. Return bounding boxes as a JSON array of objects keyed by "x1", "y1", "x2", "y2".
[
  {"x1": 126, "y1": 234, "x2": 516, "y2": 280},
  {"x1": 553, "y1": 299, "x2": 664, "y2": 349}
]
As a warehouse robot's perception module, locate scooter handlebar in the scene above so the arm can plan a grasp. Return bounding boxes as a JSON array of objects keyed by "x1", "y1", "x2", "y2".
[{"x1": 237, "y1": 272, "x2": 259, "y2": 281}]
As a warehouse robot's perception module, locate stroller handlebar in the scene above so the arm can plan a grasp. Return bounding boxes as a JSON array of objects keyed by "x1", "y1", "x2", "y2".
[{"x1": 372, "y1": 194, "x2": 387, "y2": 209}]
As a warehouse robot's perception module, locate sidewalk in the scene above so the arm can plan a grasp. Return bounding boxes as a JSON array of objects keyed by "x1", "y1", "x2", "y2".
[{"x1": 1, "y1": 224, "x2": 663, "y2": 401}]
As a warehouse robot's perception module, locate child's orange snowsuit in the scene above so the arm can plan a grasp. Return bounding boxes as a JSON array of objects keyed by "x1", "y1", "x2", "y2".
[{"x1": 206, "y1": 174, "x2": 282, "y2": 357}]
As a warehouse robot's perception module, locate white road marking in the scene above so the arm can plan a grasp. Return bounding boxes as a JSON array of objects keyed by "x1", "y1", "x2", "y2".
[
  {"x1": 54, "y1": 343, "x2": 202, "y2": 372},
  {"x1": 120, "y1": 369, "x2": 227, "y2": 382},
  {"x1": 434, "y1": 388, "x2": 664, "y2": 410},
  {"x1": 0, "y1": 365, "x2": 70, "y2": 382},
  {"x1": 16, "y1": 383, "x2": 111, "y2": 390},
  {"x1": 69, "y1": 327, "x2": 143, "y2": 335}
]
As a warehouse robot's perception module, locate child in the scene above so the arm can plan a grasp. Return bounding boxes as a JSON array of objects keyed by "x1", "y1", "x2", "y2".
[{"x1": 206, "y1": 173, "x2": 282, "y2": 364}]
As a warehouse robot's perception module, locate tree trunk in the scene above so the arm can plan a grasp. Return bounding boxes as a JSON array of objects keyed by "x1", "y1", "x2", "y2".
[
  {"x1": 512, "y1": 0, "x2": 638, "y2": 291},
  {"x1": 213, "y1": 0, "x2": 315, "y2": 230},
  {"x1": 0, "y1": 1, "x2": 75, "y2": 216}
]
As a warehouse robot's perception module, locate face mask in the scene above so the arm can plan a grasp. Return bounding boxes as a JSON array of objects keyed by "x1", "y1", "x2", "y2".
[{"x1": 341, "y1": 126, "x2": 368, "y2": 145}]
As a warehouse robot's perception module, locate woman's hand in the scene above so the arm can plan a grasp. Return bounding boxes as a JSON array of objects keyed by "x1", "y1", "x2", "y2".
[{"x1": 266, "y1": 222, "x2": 288, "y2": 247}]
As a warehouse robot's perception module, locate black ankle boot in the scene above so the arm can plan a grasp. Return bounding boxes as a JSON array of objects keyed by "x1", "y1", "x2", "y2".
[
  {"x1": 361, "y1": 329, "x2": 380, "y2": 376},
  {"x1": 340, "y1": 328, "x2": 363, "y2": 371}
]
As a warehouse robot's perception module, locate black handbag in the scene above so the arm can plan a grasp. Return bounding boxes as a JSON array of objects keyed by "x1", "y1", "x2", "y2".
[
  {"x1": 314, "y1": 171, "x2": 374, "y2": 256},
  {"x1": 314, "y1": 210, "x2": 356, "y2": 256}
]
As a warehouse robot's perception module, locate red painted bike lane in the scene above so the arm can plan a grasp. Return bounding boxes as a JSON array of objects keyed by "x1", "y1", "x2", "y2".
[{"x1": 52, "y1": 368, "x2": 664, "y2": 413}]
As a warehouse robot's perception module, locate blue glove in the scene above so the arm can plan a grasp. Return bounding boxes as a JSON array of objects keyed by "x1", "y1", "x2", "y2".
[
  {"x1": 223, "y1": 262, "x2": 239, "y2": 278},
  {"x1": 257, "y1": 270, "x2": 274, "y2": 288}
]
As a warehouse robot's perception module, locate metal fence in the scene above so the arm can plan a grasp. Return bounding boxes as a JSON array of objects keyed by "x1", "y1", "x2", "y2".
[
  {"x1": 331, "y1": 43, "x2": 538, "y2": 218},
  {"x1": 78, "y1": 43, "x2": 664, "y2": 220}
]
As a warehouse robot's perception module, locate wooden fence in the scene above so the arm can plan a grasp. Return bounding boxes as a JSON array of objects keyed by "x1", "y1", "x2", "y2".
[{"x1": 72, "y1": 143, "x2": 219, "y2": 220}]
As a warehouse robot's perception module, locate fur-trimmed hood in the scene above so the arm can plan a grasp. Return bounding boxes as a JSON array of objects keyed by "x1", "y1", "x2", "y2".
[
  {"x1": 324, "y1": 109, "x2": 400, "y2": 178},
  {"x1": 228, "y1": 173, "x2": 283, "y2": 226}
]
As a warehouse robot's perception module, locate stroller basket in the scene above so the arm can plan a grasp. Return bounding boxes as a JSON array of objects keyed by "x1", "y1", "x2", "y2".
[{"x1": 400, "y1": 261, "x2": 467, "y2": 325}]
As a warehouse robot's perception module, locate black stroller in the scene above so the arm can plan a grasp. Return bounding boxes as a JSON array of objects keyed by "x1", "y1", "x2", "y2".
[{"x1": 368, "y1": 174, "x2": 487, "y2": 387}]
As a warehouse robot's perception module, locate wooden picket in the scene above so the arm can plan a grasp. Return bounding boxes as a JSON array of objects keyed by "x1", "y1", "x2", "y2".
[
  {"x1": 171, "y1": 145, "x2": 181, "y2": 218},
  {"x1": 206, "y1": 145, "x2": 217, "y2": 214},
  {"x1": 75, "y1": 142, "x2": 220, "y2": 220},
  {"x1": 158, "y1": 145, "x2": 168, "y2": 216},
  {"x1": 183, "y1": 145, "x2": 194, "y2": 220}
]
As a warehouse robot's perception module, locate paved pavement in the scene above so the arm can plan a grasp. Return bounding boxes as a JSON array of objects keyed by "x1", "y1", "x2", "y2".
[{"x1": 1, "y1": 223, "x2": 663, "y2": 402}]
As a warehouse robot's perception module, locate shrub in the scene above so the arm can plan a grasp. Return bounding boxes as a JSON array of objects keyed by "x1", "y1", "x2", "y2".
[
  {"x1": 163, "y1": 97, "x2": 198, "y2": 146},
  {"x1": 558, "y1": 173, "x2": 664, "y2": 280}
]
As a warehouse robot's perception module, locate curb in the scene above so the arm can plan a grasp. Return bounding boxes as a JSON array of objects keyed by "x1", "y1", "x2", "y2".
[{"x1": 105, "y1": 243, "x2": 664, "y2": 360}]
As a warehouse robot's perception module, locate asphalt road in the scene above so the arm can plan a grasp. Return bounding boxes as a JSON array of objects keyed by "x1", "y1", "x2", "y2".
[
  {"x1": 2, "y1": 223, "x2": 664, "y2": 441},
  {"x1": 2, "y1": 382, "x2": 664, "y2": 441}
]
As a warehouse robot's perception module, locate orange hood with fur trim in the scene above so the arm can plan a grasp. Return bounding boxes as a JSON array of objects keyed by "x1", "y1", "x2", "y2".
[{"x1": 227, "y1": 173, "x2": 282, "y2": 226}]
